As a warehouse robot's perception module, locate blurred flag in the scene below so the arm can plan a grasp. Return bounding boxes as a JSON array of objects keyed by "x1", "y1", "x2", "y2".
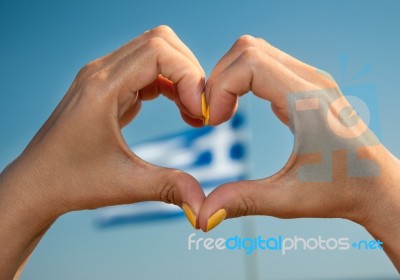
[{"x1": 97, "y1": 112, "x2": 249, "y2": 227}]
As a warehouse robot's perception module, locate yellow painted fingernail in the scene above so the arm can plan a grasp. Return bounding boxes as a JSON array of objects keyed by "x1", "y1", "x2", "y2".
[
  {"x1": 201, "y1": 92, "x2": 210, "y2": 125},
  {"x1": 204, "y1": 103, "x2": 210, "y2": 125},
  {"x1": 201, "y1": 92, "x2": 207, "y2": 119},
  {"x1": 182, "y1": 203, "x2": 197, "y2": 229},
  {"x1": 206, "y1": 209, "x2": 226, "y2": 232}
]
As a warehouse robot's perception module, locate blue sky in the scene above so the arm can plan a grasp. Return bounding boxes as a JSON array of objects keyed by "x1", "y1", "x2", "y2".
[{"x1": 1, "y1": 0, "x2": 400, "y2": 279}]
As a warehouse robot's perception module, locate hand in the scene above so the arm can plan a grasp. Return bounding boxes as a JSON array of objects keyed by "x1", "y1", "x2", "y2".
[
  {"x1": 199, "y1": 35, "x2": 400, "y2": 270},
  {"x1": 0, "y1": 25, "x2": 206, "y2": 279}
]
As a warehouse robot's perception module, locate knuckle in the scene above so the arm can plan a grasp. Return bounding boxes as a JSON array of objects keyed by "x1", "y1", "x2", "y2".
[
  {"x1": 257, "y1": 37, "x2": 272, "y2": 48},
  {"x1": 80, "y1": 69, "x2": 109, "y2": 99},
  {"x1": 146, "y1": 36, "x2": 167, "y2": 52},
  {"x1": 240, "y1": 46, "x2": 262, "y2": 66},
  {"x1": 159, "y1": 182, "x2": 176, "y2": 204},
  {"x1": 152, "y1": 25, "x2": 175, "y2": 36},
  {"x1": 158, "y1": 169, "x2": 182, "y2": 205},
  {"x1": 76, "y1": 64, "x2": 90, "y2": 79},
  {"x1": 218, "y1": 183, "x2": 256, "y2": 218},
  {"x1": 76, "y1": 60, "x2": 102, "y2": 82},
  {"x1": 318, "y1": 69, "x2": 338, "y2": 87},
  {"x1": 236, "y1": 190, "x2": 256, "y2": 217},
  {"x1": 235, "y1": 34, "x2": 257, "y2": 50}
]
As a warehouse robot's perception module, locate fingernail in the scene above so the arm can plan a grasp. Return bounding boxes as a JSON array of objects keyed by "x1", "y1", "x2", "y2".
[
  {"x1": 201, "y1": 92, "x2": 209, "y2": 125},
  {"x1": 205, "y1": 103, "x2": 210, "y2": 125},
  {"x1": 201, "y1": 92, "x2": 207, "y2": 118},
  {"x1": 206, "y1": 209, "x2": 226, "y2": 232},
  {"x1": 182, "y1": 203, "x2": 197, "y2": 229}
]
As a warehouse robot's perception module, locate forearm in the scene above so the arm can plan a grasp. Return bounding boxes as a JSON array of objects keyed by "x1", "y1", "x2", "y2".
[{"x1": 0, "y1": 160, "x2": 58, "y2": 280}]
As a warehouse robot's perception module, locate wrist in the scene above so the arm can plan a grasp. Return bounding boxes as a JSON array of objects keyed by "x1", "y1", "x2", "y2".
[
  {"x1": 359, "y1": 148, "x2": 400, "y2": 227},
  {"x1": 354, "y1": 147, "x2": 400, "y2": 271},
  {"x1": 0, "y1": 156, "x2": 62, "y2": 228},
  {"x1": 0, "y1": 158, "x2": 60, "y2": 278}
]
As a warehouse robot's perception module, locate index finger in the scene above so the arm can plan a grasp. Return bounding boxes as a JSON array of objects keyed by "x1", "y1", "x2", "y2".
[{"x1": 206, "y1": 46, "x2": 317, "y2": 125}]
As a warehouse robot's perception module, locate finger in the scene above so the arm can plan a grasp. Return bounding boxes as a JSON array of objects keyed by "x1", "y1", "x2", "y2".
[
  {"x1": 196, "y1": 178, "x2": 319, "y2": 232},
  {"x1": 206, "y1": 47, "x2": 318, "y2": 125},
  {"x1": 123, "y1": 37, "x2": 204, "y2": 118},
  {"x1": 255, "y1": 38, "x2": 337, "y2": 88},
  {"x1": 139, "y1": 75, "x2": 175, "y2": 101},
  {"x1": 134, "y1": 26, "x2": 205, "y2": 77},
  {"x1": 78, "y1": 25, "x2": 204, "y2": 83},
  {"x1": 138, "y1": 75, "x2": 204, "y2": 126},
  {"x1": 207, "y1": 35, "x2": 255, "y2": 80},
  {"x1": 198, "y1": 160, "x2": 366, "y2": 232},
  {"x1": 180, "y1": 111, "x2": 204, "y2": 127},
  {"x1": 208, "y1": 35, "x2": 335, "y2": 90},
  {"x1": 117, "y1": 159, "x2": 206, "y2": 229},
  {"x1": 198, "y1": 179, "x2": 270, "y2": 231},
  {"x1": 87, "y1": 36, "x2": 204, "y2": 121},
  {"x1": 36, "y1": 26, "x2": 205, "y2": 144}
]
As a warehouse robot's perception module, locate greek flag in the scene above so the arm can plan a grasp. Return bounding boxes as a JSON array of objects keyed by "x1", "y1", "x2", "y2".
[{"x1": 97, "y1": 112, "x2": 248, "y2": 227}]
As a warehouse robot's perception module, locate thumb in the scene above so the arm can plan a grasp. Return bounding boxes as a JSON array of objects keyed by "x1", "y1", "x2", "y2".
[
  {"x1": 120, "y1": 159, "x2": 206, "y2": 229},
  {"x1": 198, "y1": 178, "x2": 292, "y2": 232}
]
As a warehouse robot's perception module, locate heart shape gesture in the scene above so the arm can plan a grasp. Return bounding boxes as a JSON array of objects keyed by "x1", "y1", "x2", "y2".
[{"x1": 1, "y1": 26, "x2": 400, "y2": 278}]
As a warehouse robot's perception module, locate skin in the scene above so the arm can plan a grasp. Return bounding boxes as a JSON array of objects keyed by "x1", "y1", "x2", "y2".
[
  {"x1": 198, "y1": 35, "x2": 400, "y2": 272},
  {"x1": 0, "y1": 27, "x2": 399, "y2": 278},
  {"x1": 0, "y1": 25, "x2": 207, "y2": 280}
]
